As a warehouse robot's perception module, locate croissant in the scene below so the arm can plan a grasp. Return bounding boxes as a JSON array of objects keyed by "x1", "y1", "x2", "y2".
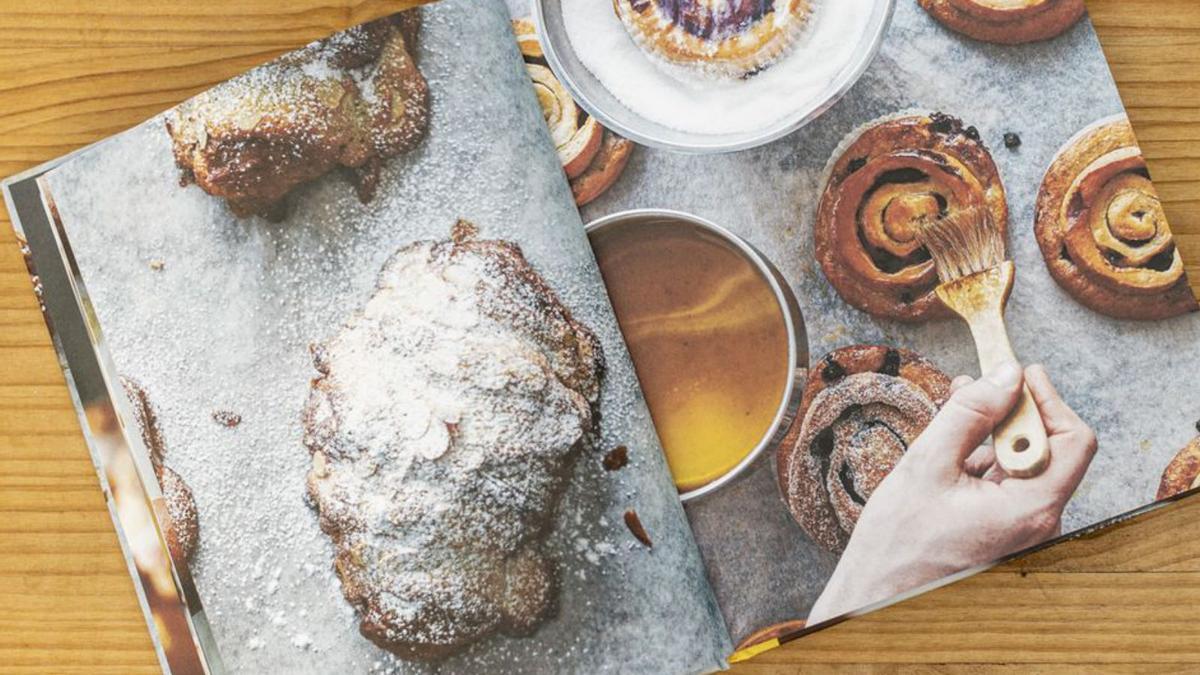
[
  {"x1": 302, "y1": 220, "x2": 604, "y2": 660},
  {"x1": 167, "y1": 10, "x2": 429, "y2": 219}
]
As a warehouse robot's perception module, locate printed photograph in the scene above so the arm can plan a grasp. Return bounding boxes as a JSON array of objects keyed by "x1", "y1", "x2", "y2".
[{"x1": 4, "y1": 0, "x2": 1199, "y2": 672}]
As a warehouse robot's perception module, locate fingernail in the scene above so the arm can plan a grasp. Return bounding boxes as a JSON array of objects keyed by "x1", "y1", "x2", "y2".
[{"x1": 986, "y1": 361, "x2": 1022, "y2": 388}]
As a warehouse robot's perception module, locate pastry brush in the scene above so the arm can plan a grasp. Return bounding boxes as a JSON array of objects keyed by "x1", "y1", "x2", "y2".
[{"x1": 916, "y1": 206, "x2": 1050, "y2": 478}]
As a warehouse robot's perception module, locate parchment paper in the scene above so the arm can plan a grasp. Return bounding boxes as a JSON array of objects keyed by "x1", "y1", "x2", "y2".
[
  {"x1": 576, "y1": 1, "x2": 1200, "y2": 644},
  {"x1": 39, "y1": 1, "x2": 730, "y2": 672}
]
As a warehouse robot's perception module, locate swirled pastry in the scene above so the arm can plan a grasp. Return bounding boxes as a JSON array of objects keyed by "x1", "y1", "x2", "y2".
[
  {"x1": 613, "y1": 0, "x2": 812, "y2": 80},
  {"x1": 167, "y1": 11, "x2": 429, "y2": 219},
  {"x1": 1157, "y1": 436, "x2": 1200, "y2": 500},
  {"x1": 302, "y1": 220, "x2": 604, "y2": 660},
  {"x1": 1035, "y1": 115, "x2": 1198, "y2": 320},
  {"x1": 121, "y1": 377, "x2": 200, "y2": 563},
  {"x1": 918, "y1": 0, "x2": 1085, "y2": 44},
  {"x1": 514, "y1": 18, "x2": 634, "y2": 206},
  {"x1": 777, "y1": 345, "x2": 950, "y2": 552},
  {"x1": 816, "y1": 112, "x2": 1008, "y2": 322}
]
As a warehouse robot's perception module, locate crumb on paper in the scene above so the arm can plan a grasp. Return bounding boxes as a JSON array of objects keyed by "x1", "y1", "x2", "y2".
[
  {"x1": 149, "y1": 259, "x2": 166, "y2": 271},
  {"x1": 212, "y1": 410, "x2": 242, "y2": 427},
  {"x1": 602, "y1": 445, "x2": 628, "y2": 471},
  {"x1": 822, "y1": 325, "x2": 848, "y2": 343},
  {"x1": 623, "y1": 510, "x2": 652, "y2": 548},
  {"x1": 291, "y1": 633, "x2": 313, "y2": 650}
]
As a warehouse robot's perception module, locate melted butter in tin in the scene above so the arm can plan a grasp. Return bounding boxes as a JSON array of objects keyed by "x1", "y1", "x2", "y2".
[{"x1": 591, "y1": 218, "x2": 790, "y2": 493}]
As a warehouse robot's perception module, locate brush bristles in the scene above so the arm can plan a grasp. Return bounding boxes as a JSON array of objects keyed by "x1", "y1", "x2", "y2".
[{"x1": 915, "y1": 206, "x2": 1007, "y2": 284}]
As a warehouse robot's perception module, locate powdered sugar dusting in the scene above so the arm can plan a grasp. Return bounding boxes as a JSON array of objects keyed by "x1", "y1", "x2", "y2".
[
  {"x1": 303, "y1": 228, "x2": 604, "y2": 659},
  {"x1": 41, "y1": 1, "x2": 728, "y2": 672}
]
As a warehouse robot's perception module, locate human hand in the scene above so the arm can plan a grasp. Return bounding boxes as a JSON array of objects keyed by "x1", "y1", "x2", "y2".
[{"x1": 806, "y1": 362, "x2": 1097, "y2": 626}]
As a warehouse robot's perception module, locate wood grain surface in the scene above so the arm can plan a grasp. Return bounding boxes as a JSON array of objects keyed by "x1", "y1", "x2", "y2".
[{"x1": 0, "y1": 1, "x2": 1197, "y2": 673}]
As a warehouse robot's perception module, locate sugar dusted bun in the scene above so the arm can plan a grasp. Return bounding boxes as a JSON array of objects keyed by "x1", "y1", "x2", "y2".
[{"x1": 777, "y1": 345, "x2": 950, "y2": 552}]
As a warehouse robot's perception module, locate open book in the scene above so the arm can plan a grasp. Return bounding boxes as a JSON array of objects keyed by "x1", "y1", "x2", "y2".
[{"x1": 4, "y1": 1, "x2": 1199, "y2": 672}]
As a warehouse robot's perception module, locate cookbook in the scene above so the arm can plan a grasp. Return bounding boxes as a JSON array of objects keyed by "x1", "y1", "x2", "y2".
[{"x1": 4, "y1": 0, "x2": 1200, "y2": 673}]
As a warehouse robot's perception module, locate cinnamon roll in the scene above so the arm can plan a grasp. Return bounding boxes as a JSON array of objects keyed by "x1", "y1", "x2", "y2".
[
  {"x1": 815, "y1": 113, "x2": 1008, "y2": 322},
  {"x1": 514, "y1": 18, "x2": 634, "y2": 206},
  {"x1": 918, "y1": 0, "x2": 1085, "y2": 44},
  {"x1": 777, "y1": 345, "x2": 950, "y2": 552},
  {"x1": 1035, "y1": 115, "x2": 1198, "y2": 321},
  {"x1": 1157, "y1": 436, "x2": 1200, "y2": 500},
  {"x1": 613, "y1": 0, "x2": 812, "y2": 80}
]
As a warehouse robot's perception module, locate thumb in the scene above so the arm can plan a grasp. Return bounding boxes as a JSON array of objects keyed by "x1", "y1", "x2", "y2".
[{"x1": 911, "y1": 361, "x2": 1024, "y2": 475}]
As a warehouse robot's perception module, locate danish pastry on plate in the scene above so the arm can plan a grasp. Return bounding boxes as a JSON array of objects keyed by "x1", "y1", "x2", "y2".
[{"x1": 613, "y1": 0, "x2": 813, "y2": 80}]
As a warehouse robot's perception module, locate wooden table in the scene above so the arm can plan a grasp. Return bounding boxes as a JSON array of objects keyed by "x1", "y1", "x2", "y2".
[{"x1": 0, "y1": 2, "x2": 1197, "y2": 673}]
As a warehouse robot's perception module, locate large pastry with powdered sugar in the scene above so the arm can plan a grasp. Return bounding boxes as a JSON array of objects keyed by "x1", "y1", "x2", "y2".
[
  {"x1": 166, "y1": 10, "x2": 428, "y2": 219},
  {"x1": 302, "y1": 220, "x2": 605, "y2": 660}
]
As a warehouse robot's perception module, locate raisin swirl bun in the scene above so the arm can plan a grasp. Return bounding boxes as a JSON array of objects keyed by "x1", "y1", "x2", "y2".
[
  {"x1": 816, "y1": 113, "x2": 1008, "y2": 322},
  {"x1": 1035, "y1": 115, "x2": 1198, "y2": 321},
  {"x1": 918, "y1": 0, "x2": 1085, "y2": 44},
  {"x1": 1156, "y1": 436, "x2": 1200, "y2": 500},
  {"x1": 613, "y1": 0, "x2": 812, "y2": 80},
  {"x1": 514, "y1": 18, "x2": 634, "y2": 206},
  {"x1": 777, "y1": 345, "x2": 951, "y2": 552}
]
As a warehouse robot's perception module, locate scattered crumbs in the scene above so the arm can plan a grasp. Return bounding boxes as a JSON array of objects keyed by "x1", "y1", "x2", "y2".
[
  {"x1": 149, "y1": 259, "x2": 166, "y2": 271},
  {"x1": 246, "y1": 636, "x2": 265, "y2": 651},
  {"x1": 1004, "y1": 132, "x2": 1022, "y2": 149},
  {"x1": 212, "y1": 410, "x2": 242, "y2": 427},
  {"x1": 291, "y1": 633, "x2": 313, "y2": 650},
  {"x1": 623, "y1": 510, "x2": 652, "y2": 548},
  {"x1": 602, "y1": 445, "x2": 628, "y2": 471},
  {"x1": 1139, "y1": 439, "x2": 1152, "y2": 454}
]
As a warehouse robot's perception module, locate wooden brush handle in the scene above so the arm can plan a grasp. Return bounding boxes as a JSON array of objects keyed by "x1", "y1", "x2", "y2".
[{"x1": 965, "y1": 308, "x2": 1050, "y2": 478}]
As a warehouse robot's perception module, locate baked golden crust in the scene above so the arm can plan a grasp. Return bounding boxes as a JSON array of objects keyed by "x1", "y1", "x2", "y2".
[
  {"x1": 514, "y1": 18, "x2": 634, "y2": 206},
  {"x1": 572, "y1": 131, "x2": 635, "y2": 206},
  {"x1": 918, "y1": 0, "x2": 1085, "y2": 44},
  {"x1": 120, "y1": 377, "x2": 200, "y2": 563},
  {"x1": 815, "y1": 113, "x2": 1008, "y2": 322},
  {"x1": 777, "y1": 345, "x2": 950, "y2": 552},
  {"x1": 167, "y1": 10, "x2": 429, "y2": 219},
  {"x1": 613, "y1": 0, "x2": 811, "y2": 79},
  {"x1": 1157, "y1": 436, "x2": 1200, "y2": 500},
  {"x1": 1035, "y1": 115, "x2": 1198, "y2": 321}
]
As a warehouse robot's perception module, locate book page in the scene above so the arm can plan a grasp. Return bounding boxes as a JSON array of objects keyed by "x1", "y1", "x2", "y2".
[
  {"x1": 511, "y1": 0, "x2": 1200, "y2": 655},
  {"x1": 30, "y1": 0, "x2": 730, "y2": 672}
]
